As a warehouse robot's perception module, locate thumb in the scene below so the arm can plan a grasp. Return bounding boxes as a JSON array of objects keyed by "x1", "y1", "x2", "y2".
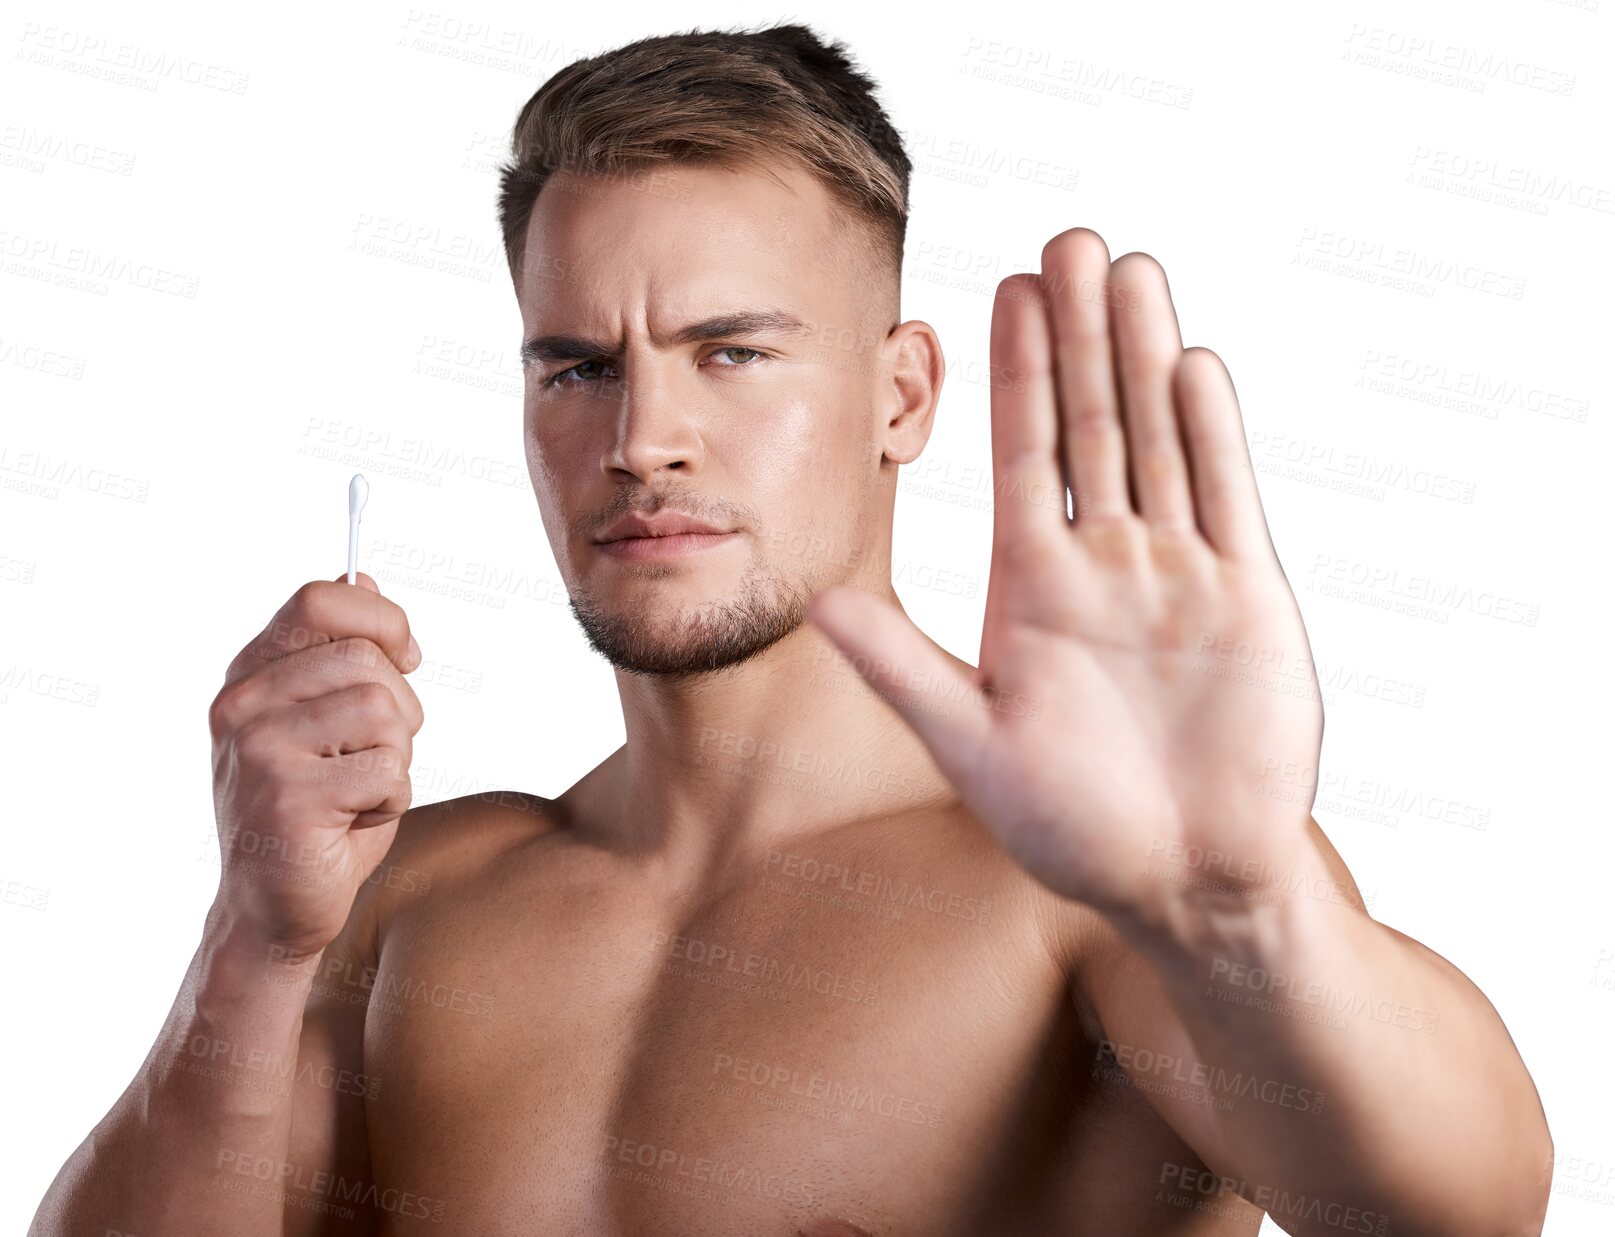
[
  {"x1": 335, "y1": 569, "x2": 380, "y2": 594},
  {"x1": 805, "y1": 585, "x2": 991, "y2": 781},
  {"x1": 333, "y1": 570, "x2": 421, "y2": 670}
]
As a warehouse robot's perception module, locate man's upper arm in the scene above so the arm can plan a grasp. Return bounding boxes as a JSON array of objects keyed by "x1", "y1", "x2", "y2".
[
  {"x1": 277, "y1": 793, "x2": 502, "y2": 1234},
  {"x1": 280, "y1": 848, "x2": 389, "y2": 1236}
]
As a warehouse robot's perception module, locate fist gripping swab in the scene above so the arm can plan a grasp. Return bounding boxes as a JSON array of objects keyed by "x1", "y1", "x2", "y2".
[{"x1": 347, "y1": 474, "x2": 368, "y2": 585}]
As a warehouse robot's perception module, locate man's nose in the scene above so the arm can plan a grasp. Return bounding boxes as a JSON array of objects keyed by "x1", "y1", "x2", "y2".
[{"x1": 600, "y1": 363, "x2": 704, "y2": 482}]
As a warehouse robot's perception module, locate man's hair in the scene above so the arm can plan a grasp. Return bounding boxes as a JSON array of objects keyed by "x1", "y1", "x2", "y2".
[{"x1": 495, "y1": 22, "x2": 910, "y2": 316}]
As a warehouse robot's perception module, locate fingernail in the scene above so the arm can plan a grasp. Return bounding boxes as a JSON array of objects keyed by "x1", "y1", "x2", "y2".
[{"x1": 407, "y1": 635, "x2": 421, "y2": 667}]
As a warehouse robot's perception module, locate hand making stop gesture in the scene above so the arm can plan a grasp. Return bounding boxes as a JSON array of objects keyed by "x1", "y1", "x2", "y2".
[{"x1": 808, "y1": 228, "x2": 1324, "y2": 921}]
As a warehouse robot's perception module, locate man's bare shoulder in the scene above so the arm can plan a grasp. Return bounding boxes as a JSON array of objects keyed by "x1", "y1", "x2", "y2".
[
  {"x1": 361, "y1": 789, "x2": 564, "y2": 936},
  {"x1": 393, "y1": 788, "x2": 560, "y2": 861}
]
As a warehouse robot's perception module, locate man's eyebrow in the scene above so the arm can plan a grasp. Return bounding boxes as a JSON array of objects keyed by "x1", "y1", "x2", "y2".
[{"x1": 520, "y1": 309, "x2": 813, "y2": 366}]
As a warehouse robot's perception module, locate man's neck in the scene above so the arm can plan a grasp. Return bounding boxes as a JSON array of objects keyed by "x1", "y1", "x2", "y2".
[{"x1": 557, "y1": 595, "x2": 970, "y2": 886}]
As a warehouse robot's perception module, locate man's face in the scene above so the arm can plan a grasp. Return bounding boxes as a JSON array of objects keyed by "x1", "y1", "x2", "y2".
[{"x1": 516, "y1": 161, "x2": 890, "y2": 679}]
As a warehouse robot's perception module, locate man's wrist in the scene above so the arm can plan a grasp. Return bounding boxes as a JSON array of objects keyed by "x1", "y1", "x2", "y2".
[
  {"x1": 1105, "y1": 827, "x2": 1325, "y2": 983},
  {"x1": 200, "y1": 895, "x2": 328, "y2": 995}
]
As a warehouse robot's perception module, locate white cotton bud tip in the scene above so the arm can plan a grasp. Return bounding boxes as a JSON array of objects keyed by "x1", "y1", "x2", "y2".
[{"x1": 346, "y1": 474, "x2": 368, "y2": 586}]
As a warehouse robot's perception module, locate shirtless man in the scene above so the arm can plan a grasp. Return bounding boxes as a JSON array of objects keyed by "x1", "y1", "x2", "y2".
[{"x1": 32, "y1": 22, "x2": 1550, "y2": 1237}]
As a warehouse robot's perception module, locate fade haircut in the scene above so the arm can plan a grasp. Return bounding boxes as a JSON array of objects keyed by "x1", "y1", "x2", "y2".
[{"x1": 495, "y1": 22, "x2": 911, "y2": 330}]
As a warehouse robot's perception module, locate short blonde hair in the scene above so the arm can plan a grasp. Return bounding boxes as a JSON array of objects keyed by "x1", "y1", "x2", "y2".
[{"x1": 496, "y1": 22, "x2": 910, "y2": 321}]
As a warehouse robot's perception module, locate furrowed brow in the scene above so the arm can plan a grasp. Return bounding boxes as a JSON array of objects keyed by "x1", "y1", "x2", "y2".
[
  {"x1": 520, "y1": 309, "x2": 812, "y2": 367},
  {"x1": 667, "y1": 310, "x2": 812, "y2": 347}
]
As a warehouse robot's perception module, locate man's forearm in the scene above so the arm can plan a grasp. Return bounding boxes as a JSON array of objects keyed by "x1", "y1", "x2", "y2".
[
  {"x1": 1112, "y1": 837, "x2": 1551, "y2": 1237},
  {"x1": 30, "y1": 898, "x2": 316, "y2": 1236}
]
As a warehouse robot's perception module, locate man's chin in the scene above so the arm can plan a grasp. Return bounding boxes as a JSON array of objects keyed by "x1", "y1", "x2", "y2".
[{"x1": 566, "y1": 575, "x2": 814, "y2": 679}]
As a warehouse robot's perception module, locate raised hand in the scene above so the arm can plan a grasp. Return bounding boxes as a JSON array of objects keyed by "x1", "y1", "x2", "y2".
[
  {"x1": 209, "y1": 571, "x2": 426, "y2": 960},
  {"x1": 807, "y1": 228, "x2": 1322, "y2": 919}
]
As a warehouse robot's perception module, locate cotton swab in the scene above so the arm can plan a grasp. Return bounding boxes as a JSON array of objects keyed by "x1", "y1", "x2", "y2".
[{"x1": 347, "y1": 474, "x2": 368, "y2": 585}]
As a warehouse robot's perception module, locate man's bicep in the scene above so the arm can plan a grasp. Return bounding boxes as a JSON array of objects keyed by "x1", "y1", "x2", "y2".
[{"x1": 282, "y1": 896, "x2": 382, "y2": 1236}]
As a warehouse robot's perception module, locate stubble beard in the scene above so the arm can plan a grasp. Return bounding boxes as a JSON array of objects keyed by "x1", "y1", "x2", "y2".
[{"x1": 568, "y1": 557, "x2": 820, "y2": 681}]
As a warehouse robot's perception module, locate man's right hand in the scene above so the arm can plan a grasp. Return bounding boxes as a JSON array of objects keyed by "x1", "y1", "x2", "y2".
[{"x1": 208, "y1": 571, "x2": 425, "y2": 963}]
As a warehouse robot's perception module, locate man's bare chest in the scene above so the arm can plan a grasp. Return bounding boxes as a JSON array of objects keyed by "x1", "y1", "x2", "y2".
[{"x1": 356, "y1": 826, "x2": 1095, "y2": 1235}]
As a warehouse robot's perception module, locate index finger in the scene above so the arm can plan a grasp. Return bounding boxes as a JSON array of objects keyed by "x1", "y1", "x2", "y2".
[{"x1": 228, "y1": 571, "x2": 418, "y2": 684}]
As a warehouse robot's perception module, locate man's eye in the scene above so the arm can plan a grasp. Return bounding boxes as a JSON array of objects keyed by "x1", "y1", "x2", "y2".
[
  {"x1": 542, "y1": 347, "x2": 766, "y2": 390},
  {"x1": 709, "y1": 346, "x2": 766, "y2": 368},
  {"x1": 544, "y1": 359, "x2": 616, "y2": 389}
]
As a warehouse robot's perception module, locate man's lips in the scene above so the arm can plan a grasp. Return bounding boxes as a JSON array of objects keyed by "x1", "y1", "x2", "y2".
[
  {"x1": 592, "y1": 509, "x2": 740, "y2": 561},
  {"x1": 595, "y1": 511, "x2": 733, "y2": 542},
  {"x1": 595, "y1": 530, "x2": 739, "y2": 561}
]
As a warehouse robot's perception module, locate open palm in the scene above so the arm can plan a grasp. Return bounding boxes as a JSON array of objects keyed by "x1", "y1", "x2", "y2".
[{"x1": 807, "y1": 228, "x2": 1323, "y2": 917}]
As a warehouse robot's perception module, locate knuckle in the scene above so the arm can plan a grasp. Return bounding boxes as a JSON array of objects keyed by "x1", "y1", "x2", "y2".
[
  {"x1": 289, "y1": 579, "x2": 330, "y2": 622},
  {"x1": 233, "y1": 713, "x2": 279, "y2": 766},
  {"x1": 384, "y1": 601, "x2": 412, "y2": 652},
  {"x1": 1116, "y1": 343, "x2": 1178, "y2": 385},
  {"x1": 357, "y1": 589, "x2": 409, "y2": 657},
  {"x1": 358, "y1": 743, "x2": 408, "y2": 786},
  {"x1": 208, "y1": 679, "x2": 253, "y2": 735},
  {"x1": 1135, "y1": 444, "x2": 1185, "y2": 483},
  {"x1": 1151, "y1": 514, "x2": 1201, "y2": 547},
  {"x1": 404, "y1": 692, "x2": 426, "y2": 735},
  {"x1": 354, "y1": 679, "x2": 396, "y2": 716},
  {"x1": 1068, "y1": 405, "x2": 1120, "y2": 437},
  {"x1": 270, "y1": 586, "x2": 334, "y2": 656},
  {"x1": 262, "y1": 783, "x2": 304, "y2": 827}
]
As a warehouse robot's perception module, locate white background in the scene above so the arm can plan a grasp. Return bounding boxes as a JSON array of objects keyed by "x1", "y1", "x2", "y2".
[{"x1": 3, "y1": 1, "x2": 1612, "y2": 1232}]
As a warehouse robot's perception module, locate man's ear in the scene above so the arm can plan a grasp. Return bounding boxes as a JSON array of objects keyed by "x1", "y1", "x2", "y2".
[{"x1": 877, "y1": 320, "x2": 945, "y2": 465}]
